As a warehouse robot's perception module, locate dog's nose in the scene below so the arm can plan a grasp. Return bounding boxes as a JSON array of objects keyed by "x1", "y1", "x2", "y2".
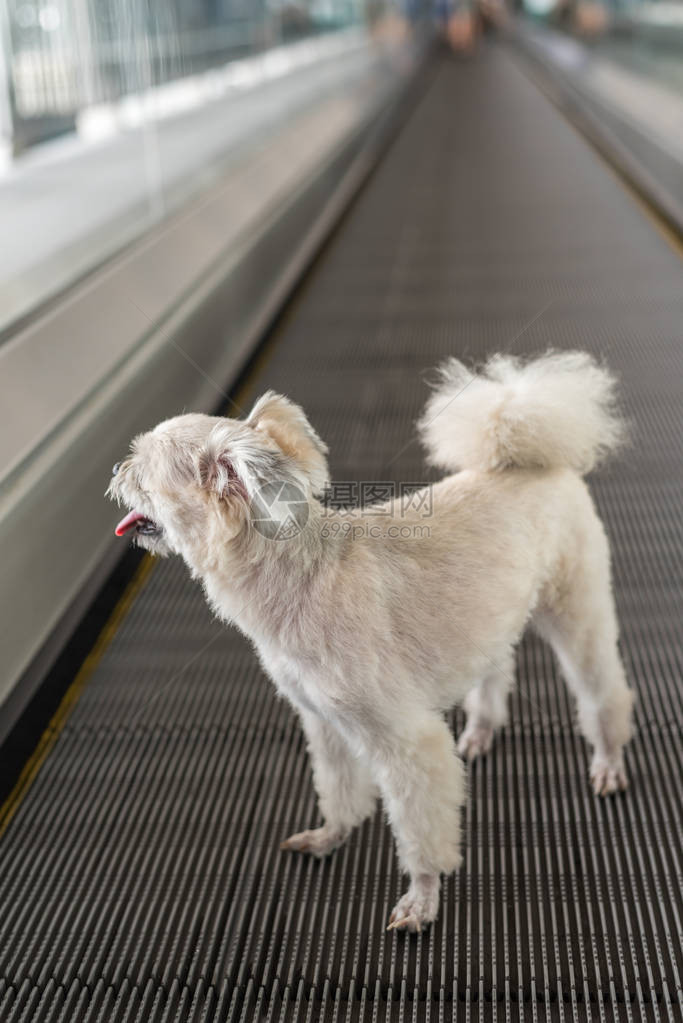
[{"x1": 112, "y1": 462, "x2": 121, "y2": 476}]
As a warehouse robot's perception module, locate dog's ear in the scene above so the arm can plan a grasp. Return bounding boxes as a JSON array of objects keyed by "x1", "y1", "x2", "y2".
[
  {"x1": 197, "y1": 448, "x2": 246, "y2": 500},
  {"x1": 196, "y1": 424, "x2": 250, "y2": 503},
  {"x1": 247, "y1": 391, "x2": 329, "y2": 495}
]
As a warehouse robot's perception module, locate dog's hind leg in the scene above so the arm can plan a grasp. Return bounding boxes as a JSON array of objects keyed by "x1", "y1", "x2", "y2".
[
  {"x1": 535, "y1": 537, "x2": 634, "y2": 796},
  {"x1": 281, "y1": 710, "x2": 378, "y2": 856},
  {"x1": 456, "y1": 652, "x2": 515, "y2": 761}
]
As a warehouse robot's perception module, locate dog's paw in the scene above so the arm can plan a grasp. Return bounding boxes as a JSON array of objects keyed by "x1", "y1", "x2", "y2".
[
  {"x1": 590, "y1": 759, "x2": 628, "y2": 796},
  {"x1": 387, "y1": 880, "x2": 439, "y2": 934},
  {"x1": 457, "y1": 723, "x2": 493, "y2": 761},
  {"x1": 280, "y1": 825, "x2": 346, "y2": 857}
]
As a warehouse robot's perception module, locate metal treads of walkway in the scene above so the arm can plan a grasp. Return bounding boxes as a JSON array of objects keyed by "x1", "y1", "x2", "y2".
[{"x1": 1, "y1": 47, "x2": 682, "y2": 1023}]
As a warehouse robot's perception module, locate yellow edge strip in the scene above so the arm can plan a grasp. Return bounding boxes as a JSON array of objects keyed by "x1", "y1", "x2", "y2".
[
  {"x1": 565, "y1": 107, "x2": 683, "y2": 260},
  {"x1": 608, "y1": 165, "x2": 683, "y2": 261},
  {"x1": 513, "y1": 49, "x2": 683, "y2": 262},
  {"x1": 0, "y1": 554, "x2": 155, "y2": 840}
]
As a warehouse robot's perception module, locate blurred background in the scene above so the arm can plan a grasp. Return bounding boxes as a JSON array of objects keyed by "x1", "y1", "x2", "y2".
[
  {"x1": 0, "y1": 0, "x2": 682, "y2": 333},
  {"x1": 1, "y1": 1, "x2": 381, "y2": 331}
]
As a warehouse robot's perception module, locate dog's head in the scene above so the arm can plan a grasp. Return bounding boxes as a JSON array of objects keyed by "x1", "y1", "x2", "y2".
[{"x1": 107, "y1": 393, "x2": 328, "y2": 565}]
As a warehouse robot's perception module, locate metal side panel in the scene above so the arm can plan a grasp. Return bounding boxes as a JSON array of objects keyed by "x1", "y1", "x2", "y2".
[{"x1": 1, "y1": 45, "x2": 682, "y2": 1022}]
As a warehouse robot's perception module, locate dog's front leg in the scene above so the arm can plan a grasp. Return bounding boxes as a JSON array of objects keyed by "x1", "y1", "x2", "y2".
[
  {"x1": 369, "y1": 711, "x2": 466, "y2": 932},
  {"x1": 281, "y1": 709, "x2": 378, "y2": 857}
]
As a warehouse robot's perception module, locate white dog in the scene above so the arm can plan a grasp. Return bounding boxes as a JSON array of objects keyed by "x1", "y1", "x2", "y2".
[{"x1": 108, "y1": 351, "x2": 633, "y2": 932}]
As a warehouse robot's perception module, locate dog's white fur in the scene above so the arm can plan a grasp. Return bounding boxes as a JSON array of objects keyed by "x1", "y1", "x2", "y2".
[{"x1": 108, "y1": 351, "x2": 634, "y2": 932}]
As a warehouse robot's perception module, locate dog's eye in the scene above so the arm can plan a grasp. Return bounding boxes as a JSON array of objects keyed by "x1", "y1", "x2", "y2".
[{"x1": 112, "y1": 462, "x2": 121, "y2": 476}]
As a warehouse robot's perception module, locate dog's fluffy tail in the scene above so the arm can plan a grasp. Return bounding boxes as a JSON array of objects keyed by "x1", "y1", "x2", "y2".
[{"x1": 418, "y1": 350, "x2": 626, "y2": 475}]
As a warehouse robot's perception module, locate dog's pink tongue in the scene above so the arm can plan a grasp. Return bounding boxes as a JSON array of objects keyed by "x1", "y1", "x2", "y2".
[{"x1": 115, "y1": 510, "x2": 145, "y2": 537}]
